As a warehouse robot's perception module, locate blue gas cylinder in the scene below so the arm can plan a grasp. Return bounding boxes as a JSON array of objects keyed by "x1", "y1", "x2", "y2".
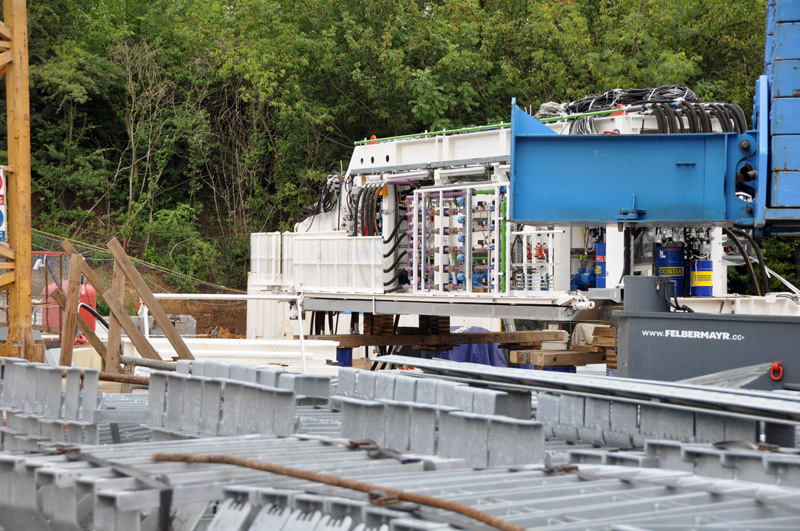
[
  {"x1": 595, "y1": 243, "x2": 606, "y2": 288},
  {"x1": 656, "y1": 246, "x2": 685, "y2": 297}
]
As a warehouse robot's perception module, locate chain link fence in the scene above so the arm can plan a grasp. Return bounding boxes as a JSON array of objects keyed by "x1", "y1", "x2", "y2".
[{"x1": 25, "y1": 231, "x2": 248, "y2": 338}]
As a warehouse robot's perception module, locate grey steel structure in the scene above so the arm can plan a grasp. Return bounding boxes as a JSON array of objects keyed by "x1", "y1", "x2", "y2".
[{"x1": 1, "y1": 358, "x2": 800, "y2": 529}]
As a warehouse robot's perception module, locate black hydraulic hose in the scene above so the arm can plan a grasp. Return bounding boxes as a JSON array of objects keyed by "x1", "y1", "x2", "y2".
[
  {"x1": 682, "y1": 103, "x2": 699, "y2": 133},
  {"x1": 694, "y1": 103, "x2": 711, "y2": 132},
  {"x1": 382, "y1": 213, "x2": 406, "y2": 244},
  {"x1": 651, "y1": 104, "x2": 665, "y2": 133},
  {"x1": 383, "y1": 232, "x2": 408, "y2": 257},
  {"x1": 726, "y1": 103, "x2": 747, "y2": 133},
  {"x1": 711, "y1": 104, "x2": 731, "y2": 132},
  {"x1": 723, "y1": 227, "x2": 762, "y2": 296},
  {"x1": 371, "y1": 183, "x2": 381, "y2": 236},
  {"x1": 718, "y1": 104, "x2": 737, "y2": 133},
  {"x1": 383, "y1": 250, "x2": 408, "y2": 273},
  {"x1": 78, "y1": 302, "x2": 110, "y2": 331},
  {"x1": 730, "y1": 227, "x2": 770, "y2": 295},
  {"x1": 354, "y1": 186, "x2": 365, "y2": 235},
  {"x1": 384, "y1": 270, "x2": 405, "y2": 286},
  {"x1": 661, "y1": 104, "x2": 677, "y2": 133},
  {"x1": 669, "y1": 104, "x2": 686, "y2": 133}
]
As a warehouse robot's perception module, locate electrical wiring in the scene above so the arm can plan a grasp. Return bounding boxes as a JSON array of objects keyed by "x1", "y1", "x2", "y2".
[{"x1": 301, "y1": 174, "x2": 340, "y2": 231}]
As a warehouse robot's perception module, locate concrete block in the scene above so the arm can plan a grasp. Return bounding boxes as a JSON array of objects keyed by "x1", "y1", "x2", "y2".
[
  {"x1": 408, "y1": 404, "x2": 438, "y2": 456},
  {"x1": 393, "y1": 376, "x2": 417, "y2": 402},
  {"x1": 277, "y1": 373, "x2": 299, "y2": 391},
  {"x1": 237, "y1": 384, "x2": 263, "y2": 434},
  {"x1": 415, "y1": 379, "x2": 437, "y2": 405},
  {"x1": 338, "y1": 397, "x2": 384, "y2": 443},
  {"x1": 182, "y1": 378, "x2": 203, "y2": 433},
  {"x1": 381, "y1": 400, "x2": 411, "y2": 453},
  {"x1": 257, "y1": 368, "x2": 284, "y2": 388},
  {"x1": 639, "y1": 405, "x2": 694, "y2": 443},
  {"x1": 579, "y1": 398, "x2": 611, "y2": 445},
  {"x1": 271, "y1": 387, "x2": 297, "y2": 436},
  {"x1": 295, "y1": 376, "x2": 331, "y2": 399},
  {"x1": 336, "y1": 368, "x2": 358, "y2": 397},
  {"x1": 356, "y1": 371, "x2": 377, "y2": 400},
  {"x1": 163, "y1": 373, "x2": 189, "y2": 430},
  {"x1": 451, "y1": 386, "x2": 475, "y2": 412},
  {"x1": 373, "y1": 373, "x2": 397, "y2": 401},
  {"x1": 488, "y1": 417, "x2": 546, "y2": 466},
  {"x1": 434, "y1": 381, "x2": 463, "y2": 408},
  {"x1": 219, "y1": 381, "x2": 244, "y2": 436},
  {"x1": 471, "y1": 389, "x2": 505, "y2": 416},
  {"x1": 199, "y1": 379, "x2": 223, "y2": 435},
  {"x1": 175, "y1": 360, "x2": 192, "y2": 375},
  {"x1": 495, "y1": 390, "x2": 532, "y2": 419},
  {"x1": 145, "y1": 371, "x2": 167, "y2": 426},
  {"x1": 230, "y1": 365, "x2": 258, "y2": 383},
  {"x1": 190, "y1": 360, "x2": 206, "y2": 376},
  {"x1": 438, "y1": 411, "x2": 489, "y2": 467},
  {"x1": 252, "y1": 388, "x2": 276, "y2": 434},
  {"x1": 205, "y1": 361, "x2": 231, "y2": 379}
]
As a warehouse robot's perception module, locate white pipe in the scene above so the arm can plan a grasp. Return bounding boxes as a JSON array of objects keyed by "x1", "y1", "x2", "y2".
[
  {"x1": 295, "y1": 296, "x2": 308, "y2": 374},
  {"x1": 151, "y1": 293, "x2": 298, "y2": 301}
]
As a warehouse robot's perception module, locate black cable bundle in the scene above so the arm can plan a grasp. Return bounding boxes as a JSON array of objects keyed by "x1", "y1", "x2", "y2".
[
  {"x1": 301, "y1": 174, "x2": 339, "y2": 221},
  {"x1": 563, "y1": 85, "x2": 703, "y2": 114}
]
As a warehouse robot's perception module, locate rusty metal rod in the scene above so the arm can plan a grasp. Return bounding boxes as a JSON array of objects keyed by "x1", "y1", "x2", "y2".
[
  {"x1": 152, "y1": 453, "x2": 525, "y2": 531},
  {"x1": 61, "y1": 369, "x2": 149, "y2": 386}
]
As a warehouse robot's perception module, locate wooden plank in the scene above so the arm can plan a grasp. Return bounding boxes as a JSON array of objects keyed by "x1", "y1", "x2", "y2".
[
  {"x1": 569, "y1": 344, "x2": 605, "y2": 353},
  {"x1": 593, "y1": 327, "x2": 616, "y2": 338},
  {"x1": 0, "y1": 243, "x2": 15, "y2": 260},
  {"x1": 0, "y1": 50, "x2": 11, "y2": 67},
  {"x1": 0, "y1": 21, "x2": 11, "y2": 41},
  {"x1": 49, "y1": 286, "x2": 107, "y2": 361},
  {"x1": 59, "y1": 254, "x2": 84, "y2": 366},
  {"x1": 310, "y1": 330, "x2": 567, "y2": 349},
  {"x1": 0, "y1": 271, "x2": 15, "y2": 288},
  {"x1": 61, "y1": 240, "x2": 162, "y2": 361},
  {"x1": 510, "y1": 349, "x2": 608, "y2": 367},
  {"x1": 531, "y1": 350, "x2": 607, "y2": 367},
  {"x1": 589, "y1": 336, "x2": 617, "y2": 347},
  {"x1": 106, "y1": 237, "x2": 194, "y2": 360},
  {"x1": 498, "y1": 341, "x2": 540, "y2": 350},
  {"x1": 105, "y1": 261, "x2": 125, "y2": 373}
]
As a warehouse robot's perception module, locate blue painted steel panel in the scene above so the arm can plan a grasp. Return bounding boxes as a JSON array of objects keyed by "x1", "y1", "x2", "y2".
[
  {"x1": 775, "y1": 22, "x2": 800, "y2": 60},
  {"x1": 510, "y1": 132, "x2": 745, "y2": 226},
  {"x1": 765, "y1": 206, "x2": 800, "y2": 221},
  {"x1": 772, "y1": 134, "x2": 800, "y2": 170},
  {"x1": 771, "y1": 97, "x2": 800, "y2": 134},
  {"x1": 777, "y1": 0, "x2": 800, "y2": 22},
  {"x1": 772, "y1": 59, "x2": 800, "y2": 97},
  {"x1": 772, "y1": 170, "x2": 800, "y2": 207}
]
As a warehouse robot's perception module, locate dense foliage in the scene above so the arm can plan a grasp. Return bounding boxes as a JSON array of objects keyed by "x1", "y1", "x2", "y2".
[{"x1": 5, "y1": 0, "x2": 770, "y2": 287}]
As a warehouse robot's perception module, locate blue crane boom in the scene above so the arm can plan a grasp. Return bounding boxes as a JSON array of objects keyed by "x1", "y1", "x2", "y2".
[{"x1": 510, "y1": 0, "x2": 798, "y2": 236}]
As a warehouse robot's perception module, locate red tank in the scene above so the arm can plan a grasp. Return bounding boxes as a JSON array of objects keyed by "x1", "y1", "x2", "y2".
[{"x1": 42, "y1": 281, "x2": 98, "y2": 332}]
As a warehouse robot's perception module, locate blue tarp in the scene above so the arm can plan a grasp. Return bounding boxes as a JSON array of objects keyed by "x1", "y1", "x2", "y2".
[{"x1": 429, "y1": 326, "x2": 506, "y2": 367}]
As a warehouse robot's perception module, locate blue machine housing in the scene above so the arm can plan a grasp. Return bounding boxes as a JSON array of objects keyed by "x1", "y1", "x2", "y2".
[
  {"x1": 509, "y1": 1, "x2": 800, "y2": 234},
  {"x1": 510, "y1": 99, "x2": 758, "y2": 227}
]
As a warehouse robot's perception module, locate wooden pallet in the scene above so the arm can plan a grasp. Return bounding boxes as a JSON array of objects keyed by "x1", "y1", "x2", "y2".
[{"x1": 509, "y1": 349, "x2": 607, "y2": 367}]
